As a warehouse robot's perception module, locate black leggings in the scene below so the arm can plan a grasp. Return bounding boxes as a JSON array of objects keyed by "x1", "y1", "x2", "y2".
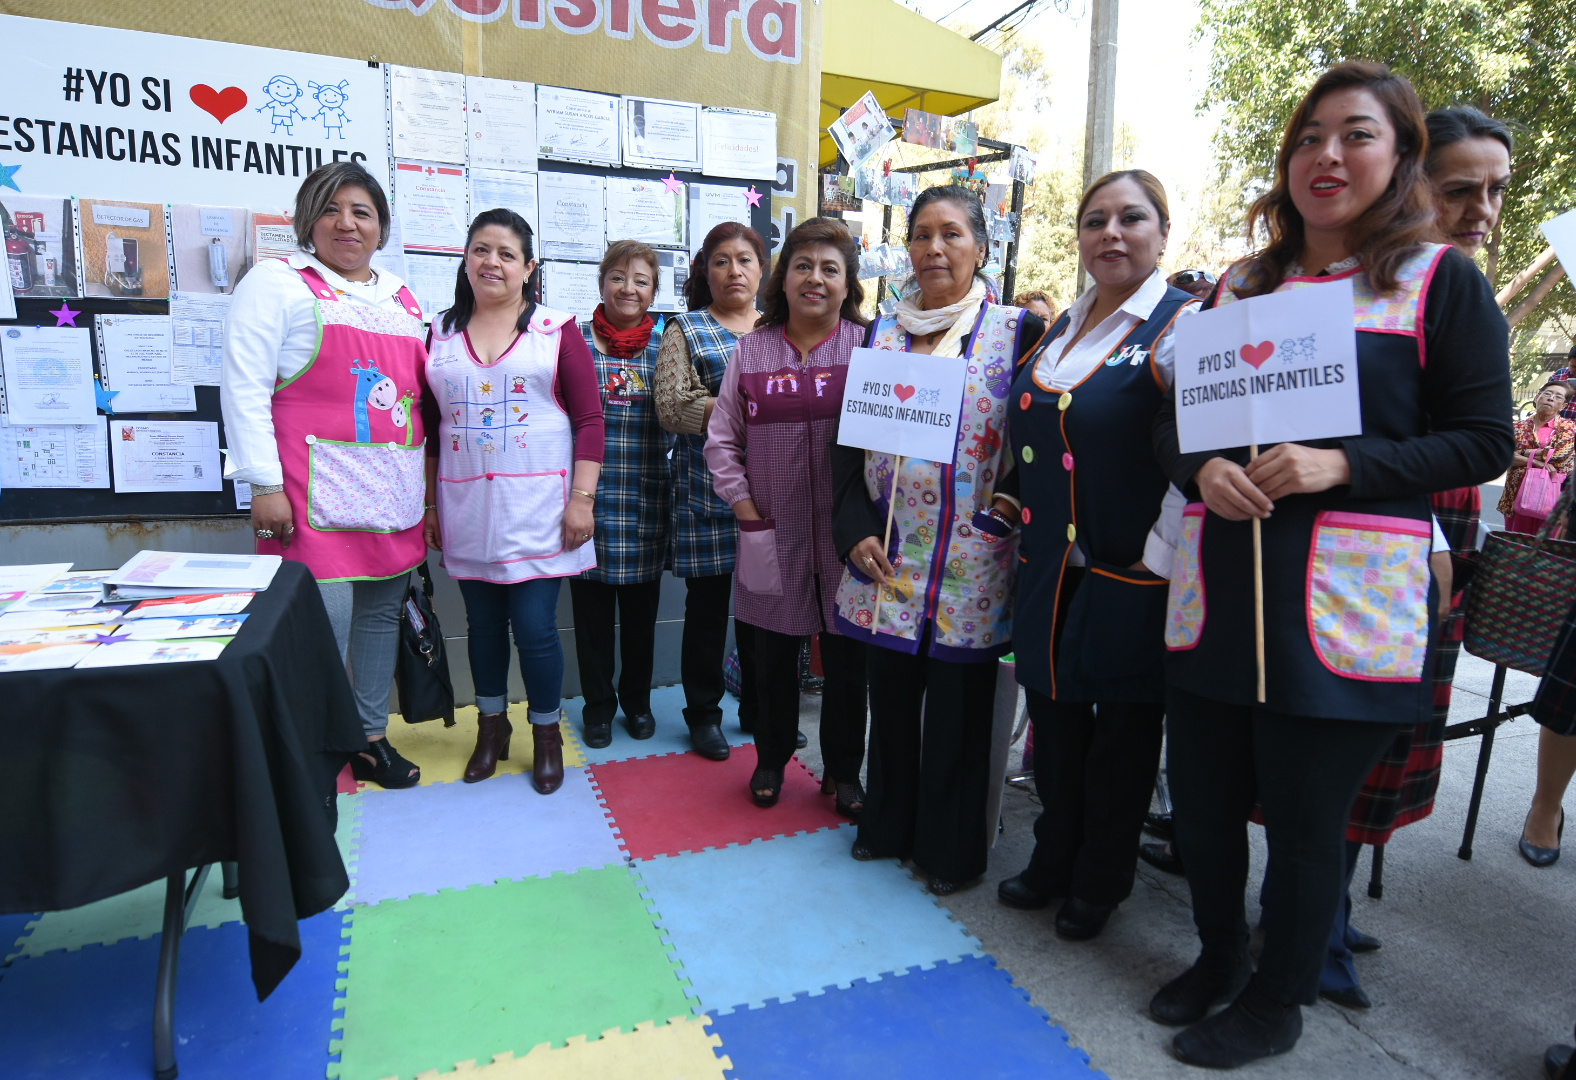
[{"x1": 743, "y1": 624, "x2": 868, "y2": 778}]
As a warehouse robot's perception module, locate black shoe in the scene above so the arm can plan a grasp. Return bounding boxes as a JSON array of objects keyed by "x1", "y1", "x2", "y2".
[
  {"x1": 1173, "y1": 986, "x2": 1302, "y2": 1068},
  {"x1": 582, "y1": 718, "x2": 613, "y2": 749},
  {"x1": 1544, "y1": 1043, "x2": 1573, "y2": 1080},
  {"x1": 688, "y1": 723, "x2": 731, "y2": 760},
  {"x1": 927, "y1": 875, "x2": 978, "y2": 896},
  {"x1": 1319, "y1": 984, "x2": 1371, "y2": 1010},
  {"x1": 850, "y1": 841, "x2": 881, "y2": 861},
  {"x1": 996, "y1": 874, "x2": 1053, "y2": 910},
  {"x1": 1145, "y1": 811, "x2": 1175, "y2": 841},
  {"x1": 795, "y1": 729, "x2": 808, "y2": 749},
  {"x1": 625, "y1": 711, "x2": 656, "y2": 740},
  {"x1": 749, "y1": 766, "x2": 783, "y2": 807},
  {"x1": 1139, "y1": 841, "x2": 1185, "y2": 876},
  {"x1": 349, "y1": 738, "x2": 420, "y2": 789},
  {"x1": 1055, "y1": 896, "x2": 1115, "y2": 941},
  {"x1": 1520, "y1": 809, "x2": 1564, "y2": 867},
  {"x1": 1151, "y1": 950, "x2": 1253, "y2": 1026},
  {"x1": 1348, "y1": 928, "x2": 1381, "y2": 954}
]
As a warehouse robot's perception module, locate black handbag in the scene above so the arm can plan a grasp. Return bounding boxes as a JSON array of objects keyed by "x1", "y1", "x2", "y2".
[{"x1": 395, "y1": 562, "x2": 455, "y2": 726}]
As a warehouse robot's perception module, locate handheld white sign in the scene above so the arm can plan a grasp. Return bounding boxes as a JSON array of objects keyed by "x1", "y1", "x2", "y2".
[
  {"x1": 1172, "y1": 279, "x2": 1361, "y2": 454},
  {"x1": 1542, "y1": 209, "x2": 1576, "y2": 282},
  {"x1": 836, "y1": 347, "x2": 968, "y2": 464}
]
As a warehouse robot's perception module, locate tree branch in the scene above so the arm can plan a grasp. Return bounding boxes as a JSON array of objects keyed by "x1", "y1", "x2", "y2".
[
  {"x1": 1497, "y1": 247, "x2": 1557, "y2": 307},
  {"x1": 1507, "y1": 265, "x2": 1568, "y2": 329}
]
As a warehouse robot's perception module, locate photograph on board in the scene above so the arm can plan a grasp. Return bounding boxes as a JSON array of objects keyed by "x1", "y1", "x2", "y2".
[
  {"x1": 3, "y1": 196, "x2": 79, "y2": 298},
  {"x1": 79, "y1": 199, "x2": 172, "y2": 299},
  {"x1": 171, "y1": 206, "x2": 253, "y2": 295}
]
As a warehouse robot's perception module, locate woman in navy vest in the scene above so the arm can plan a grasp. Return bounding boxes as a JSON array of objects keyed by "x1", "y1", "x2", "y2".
[
  {"x1": 1150, "y1": 63, "x2": 1512, "y2": 1068},
  {"x1": 995, "y1": 170, "x2": 1198, "y2": 941}
]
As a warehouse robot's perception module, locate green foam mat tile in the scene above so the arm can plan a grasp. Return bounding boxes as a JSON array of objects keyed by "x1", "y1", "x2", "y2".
[
  {"x1": 336, "y1": 792, "x2": 363, "y2": 910},
  {"x1": 330, "y1": 866, "x2": 693, "y2": 1080},
  {"x1": 13, "y1": 865, "x2": 240, "y2": 959}
]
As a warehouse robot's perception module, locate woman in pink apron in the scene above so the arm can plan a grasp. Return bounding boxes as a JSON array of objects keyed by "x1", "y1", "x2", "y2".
[
  {"x1": 423, "y1": 208, "x2": 604, "y2": 794},
  {"x1": 221, "y1": 161, "x2": 431, "y2": 789}
]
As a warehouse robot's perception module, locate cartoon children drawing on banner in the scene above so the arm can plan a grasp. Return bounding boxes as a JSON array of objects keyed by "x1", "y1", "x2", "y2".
[{"x1": 258, "y1": 76, "x2": 307, "y2": 136}]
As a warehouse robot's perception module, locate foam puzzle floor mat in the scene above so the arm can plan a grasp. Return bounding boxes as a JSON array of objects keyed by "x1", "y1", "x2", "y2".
[{"x1": 1, "y1": 693, "x2": 1107, "y2": 1080}]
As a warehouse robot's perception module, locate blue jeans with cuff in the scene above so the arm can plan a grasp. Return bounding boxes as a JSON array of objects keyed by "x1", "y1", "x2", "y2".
[{"x1": 457, "y1": 576, "x2": 565, "y2": 725}]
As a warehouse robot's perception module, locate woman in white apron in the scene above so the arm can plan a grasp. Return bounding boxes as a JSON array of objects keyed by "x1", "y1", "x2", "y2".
[{"x1": 423, "y1": 208, "x2": 604, "y2": 795}]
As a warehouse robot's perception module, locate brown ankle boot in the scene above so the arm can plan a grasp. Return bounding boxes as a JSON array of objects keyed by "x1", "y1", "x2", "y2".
[
  {"x1": 463, "y1": 712, "x2": 512, "y2": 783},
  {"x1": 531, "y1": 721, "x2": 563, "y2": 794}
]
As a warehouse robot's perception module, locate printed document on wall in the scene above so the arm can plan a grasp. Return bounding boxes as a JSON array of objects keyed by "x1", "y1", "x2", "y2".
[
  {"x1": 169, "y1": 293, "x2": 230, "y2": 386},
  {"x1": 606, "y1": 178, "x2": 685, "y2": 249},
  {"x1": 470, "y1": 169, "x2": 540, "y2": 239},
  {"x1": 0, "y1": 325, "x2": 97, "y2": 425},
  {"x1": 537, "y1": 86, "x2": 620, "y2": 166},
  {"x1": 96, "y1": 314, "x2": 196, "y2": 413},
  {"x1": 542, "y1": 262, "x2": 602, "y2": 323},
  {"x1": 404, "y1": 255, "x2": 462, "y2": 323},
  {"x1": 702, "y1": 109, "x2": 777, "y2": 180},
  {"x1": 390, "y1": 65, "x2": 468, "y2": 164},
  {"x1": 466, "y1": 76, "x2": 537, "y2": 172},
  {"x1": 538, "y1": 172, "x2": 606, "y2": 262},
  {"x1": 394, "y1": 161, "x2": 469, "y2": 254},
  {"x1": 108, "y1": 419, "x2": 223, "y2": 493},
  {"x1": 688, "y1": 185, "x2": 750, "y2": 255},
  {"x1": 0, "y1": 418, "x2": 110, "y2": 489},
  {"x1": 622, "y1": 97, "x2": 702, "y2": 171}
]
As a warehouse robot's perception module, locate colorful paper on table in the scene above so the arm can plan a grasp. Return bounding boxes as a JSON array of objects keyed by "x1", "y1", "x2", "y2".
[
  {"x1": 0, "y1": 642, "x2": 99, "y2": 671},
  {"x1": 0, "y1": 420, "x2": 111, "y2": 491},
  {"x1": 1171, "y1": 278, "x2": 1361, "y2": 454},
  {"x1": 0, "y1": 591, "x2": 24, "y2": 614},
  {"x1": 117, "y1": 615, "x2": 248, "y2": 640},
  {"x1": 0, "y1": 605, "x2": 127, "y2": 630},
  {"x1": 0, "y1": 564, "x2": 73, "y2": 593},
  {"x1": 109, "y1": 551, "x2": 280, "y2": 591},
  {"x1": 75, "y1": 638, "x2": 230, "y2": 668},
  {"x1": 5, "y1": 592, "x2": 106, "y2": 612},
  {"x1": 0, "y1": 625, "x2": 116, "y2": 648},
  {"x1": 122, "y1": 593, "x2": 255, "y2": 619},
  {"x1": 836, "y1": 347, "x2": 970, "y2": 464},
  {"x1": 36, "y1": 570, "x2": 117, "y2": 594},
  {"x1": 828, "y1": 93, "x2": 895, "y2": 175}
]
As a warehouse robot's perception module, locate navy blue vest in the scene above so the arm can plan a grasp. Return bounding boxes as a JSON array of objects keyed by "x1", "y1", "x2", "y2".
[{"x1": 1008, "y1": 287, "x2": 1195, "y2": 702}]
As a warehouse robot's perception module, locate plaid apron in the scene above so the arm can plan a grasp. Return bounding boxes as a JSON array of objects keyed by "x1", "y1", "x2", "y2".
[{"x1": 670, "y1": 310, "x2": 741, "y2": 578}]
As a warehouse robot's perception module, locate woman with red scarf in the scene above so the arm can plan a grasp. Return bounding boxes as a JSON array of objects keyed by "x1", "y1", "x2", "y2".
[{"x1": 569, "y1": 240, "x2": 675, "y2": 750}]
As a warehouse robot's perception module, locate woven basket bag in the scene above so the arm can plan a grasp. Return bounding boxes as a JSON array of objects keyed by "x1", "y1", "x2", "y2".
[{"x1": 1464, "y1": 479, "x2": 1576, "y2": 674}]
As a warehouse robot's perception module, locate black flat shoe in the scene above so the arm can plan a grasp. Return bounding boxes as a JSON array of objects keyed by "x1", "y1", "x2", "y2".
[
  {"x1": 927, "y1": 875, "x2": 978, "y2": 896},
  {"x1": 1145, "y1": 811, "x2": 1175, "y2": 841},
  {"x1": 1173, "y1": 991, "x2": 1302, "y2": 1069},
  {"x1": 850, "y1": 841, "x2": 880, "y2": 862},
  {"x1": 1151, "y1": 950, "x2": 1253, "y2": 1026},
  {"x1": 1520, "y1": 809, "x2": 1564, "y2": 867},
  {"x1": 1055, "y1": 896, "x2": 1115, "y2": 941},
  {"x1": 749, "y1": 766, "x2": 782, "y2": 807},
  {"x1": 1139, "y1": 841, "x2": 1185, "y2": 876},
  {"x1": 1348, "y1": 928, "x2": 1381, "y2": 954},
  {"x1": 996, "y1": 874, "x2": 1054, "y2": 911},
  {"x1": 689, "y1": 723, "x2": 731, "y2": 761},
  {"x1": 625, "y1": 711, "x2": 656, "y2": 740},
  {"x1": 582, "y1": 718, "x2": 612, "y2": 749},
  {"x1": 795, "y1": 729, "x2": 808, "y2": 749},
  {"x1": 1543, "y1": 1043, "x2": 1573, "y2": 1080},
  {"x1": 1319, "y1": 985, "x2": 1371, "y2": 1010},
  {"x1": 350, "y1": 738, "x2": 420, "y2": 789}
]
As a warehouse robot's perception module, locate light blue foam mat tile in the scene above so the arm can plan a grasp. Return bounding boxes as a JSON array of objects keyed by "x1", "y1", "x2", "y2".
[
  {"x1": 0, "y1": 909, "x2": 344, "y2": 1080},
  {"x1": 2, "y1": 912, "x2": 37, "y2": 963},
  {"x1": 351, "y1": 766, "x2": 626, "y2": 904},
  {"x1": 633, "y1": 826, "x2": 982, "y2": 1013},
  {"x1": 567, "y1": 684, "x2": 755, "y2": 766},
  {"x1": 710, "y1": 955, "x2": 1106, "y2": 1080},
  {"x1": 15, "y1": 868, "x2": 241, "y2": 959}
]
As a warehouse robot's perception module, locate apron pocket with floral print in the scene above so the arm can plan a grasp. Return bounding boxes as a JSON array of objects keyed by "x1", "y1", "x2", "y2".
[
  {"x1": 1306, "y1": 510, "x2": 1431, "y2": 681},
  {"x1": 736, "y1": 518, "x2": 783, "y2": 596},
  {"x1": 306, "y1": 436, "x2": 426, "y2": 533},
  {"x1": 1165, "y1": 503, "x2": 1208, "y2": 650}
]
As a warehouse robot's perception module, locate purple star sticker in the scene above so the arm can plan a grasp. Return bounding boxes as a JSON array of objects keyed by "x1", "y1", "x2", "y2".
[
  {"x1": 91, "y1": 631, "x2": 132, "y2": 645},
  {"x1": 49, "y1": 302, "x2": 81, "y2": 328},
  {"x1": 744, "y1": 186, "x2": 763, "y2": 208},
  {"x1": 662, "y1": 173, "x2": 684, "y2": 195}
]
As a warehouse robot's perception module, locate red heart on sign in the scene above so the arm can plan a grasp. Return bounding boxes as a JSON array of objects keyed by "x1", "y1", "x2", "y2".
[
  {"x1": 1240, "y1": 341, "x2": 1276, "y2": 369},
  {"x1": 893, "y1": 384, "x2": 916, "y2": 402},
  {"x1": 189, "y1": 84, "x2": 248, "y2": 124}
]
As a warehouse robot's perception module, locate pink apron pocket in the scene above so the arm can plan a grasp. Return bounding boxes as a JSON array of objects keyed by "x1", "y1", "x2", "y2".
[
  {"x1": 306, "y1": 437, "x2": 426, "y2": 533},
  {"x1": 736, "y1": 518, "x2": 783, "y2": 596},
  {"x1": 1306, "y1": 510, "x2": 1430, "y2": 681},
  {"x1": 1164, "y1": 503, "x2": 1207, "y2": 650}
]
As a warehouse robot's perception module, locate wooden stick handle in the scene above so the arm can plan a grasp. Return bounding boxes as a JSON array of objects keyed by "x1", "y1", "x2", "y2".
[
  {"x1": 1250, "y1": 444, "x2": 1266, "y2": 703},
  {"x1": 873, "y1": 455, "x2": 903, "y2": 629}
]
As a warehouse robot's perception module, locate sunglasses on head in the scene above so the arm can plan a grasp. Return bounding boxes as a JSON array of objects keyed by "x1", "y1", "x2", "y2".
[{"x1": 1172, "y1": 269, "x2": 1218, "y2": 286}]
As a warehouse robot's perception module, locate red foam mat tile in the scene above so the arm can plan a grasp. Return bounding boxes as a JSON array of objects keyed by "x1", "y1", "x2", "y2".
[{"x1": 587, "y1": 750, "x2": 847, "y2": 861}]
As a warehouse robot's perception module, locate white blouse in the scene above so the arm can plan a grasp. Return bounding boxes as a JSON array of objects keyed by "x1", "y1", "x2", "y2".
[{"x1": 220, "y1": 251, "x2": 416, "y2": 487}]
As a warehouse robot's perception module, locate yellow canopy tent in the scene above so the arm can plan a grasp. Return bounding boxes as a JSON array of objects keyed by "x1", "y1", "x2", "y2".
[{"x1": 820, "y1": 0, "x2": 1003, "y2": 167}]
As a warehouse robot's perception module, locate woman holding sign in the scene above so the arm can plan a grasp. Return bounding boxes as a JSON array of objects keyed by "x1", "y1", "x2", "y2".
[
  {"x1": 995, "y1": 170, "x2": 1199, "y2": 940},
  {"x1": 1150, "y1": 63, "x2": 1512, "y2": 1068},
  {"x1": 705, "y1": 219, "x2": 871, "y2": 809},
  {"x1": 832, "y1": 187, "x2": 1045, "y2": 894}
]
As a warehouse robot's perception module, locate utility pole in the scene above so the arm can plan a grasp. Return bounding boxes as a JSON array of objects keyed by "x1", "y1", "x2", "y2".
[{"x1": 1078, "y1": 0, "x2": 1118, "y2": 293}]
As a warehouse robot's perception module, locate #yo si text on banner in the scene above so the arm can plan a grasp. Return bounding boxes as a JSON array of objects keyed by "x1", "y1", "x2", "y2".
[{"x1": 836, "y1": 346, "x2": 968, "y2": 464}]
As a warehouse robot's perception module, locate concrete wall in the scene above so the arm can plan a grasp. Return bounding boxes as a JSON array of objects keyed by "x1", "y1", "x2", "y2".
[{"x1": 0, "y1": 518, "x2": 706, "y2": 704}]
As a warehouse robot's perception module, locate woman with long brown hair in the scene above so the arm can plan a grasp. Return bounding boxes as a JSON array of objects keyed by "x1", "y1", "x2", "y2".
[{"x1": 1151, "y1": 62, "x2": 1512, "y2": 1067}]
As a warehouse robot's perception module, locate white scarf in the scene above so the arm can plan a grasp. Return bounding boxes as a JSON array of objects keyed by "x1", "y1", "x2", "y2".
[{"x1": 894, "y1": 280, "x2": 987, "y2": 357}]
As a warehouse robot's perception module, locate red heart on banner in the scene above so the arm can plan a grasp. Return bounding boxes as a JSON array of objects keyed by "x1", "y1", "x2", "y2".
[
  {"x1": 1240, "y1": 341, "x2": 1276, "y2": 369},
  {"x1": 893, "y1": 384, "x2": 916, "y2": 402},
  {"x1": 189, "y1": 84, "x2": 248, "y2": 124}
]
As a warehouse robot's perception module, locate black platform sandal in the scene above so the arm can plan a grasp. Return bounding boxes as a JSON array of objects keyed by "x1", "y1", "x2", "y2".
[
  {"x1": 749, "y1": 766, "x2": 783, "y2": 807},
  {"x1": 350, "y1": 738, "x2": 420, "y2": 789},
  {"x1": 834, "y1": 780, "x2": 865, "y2": 818}
]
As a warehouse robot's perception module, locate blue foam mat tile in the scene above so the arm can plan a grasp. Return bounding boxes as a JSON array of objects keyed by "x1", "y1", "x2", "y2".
[
  {"x1": 633, "y1": 827, "x2": 982, "y2": 1014},
  {"x1": 2, "y1": 912, "x2": 38, "y2": 964},
  {"x1": 567, "y1": 684, "x2": 755, "y2": 766},
  {"x1": 710, "y1": 955, "x2": 1107, "y2": 1080},
  {"x1": 0, "y1": 909, "x2": 344, "y2": 1080},
  {"x1": 351, "y1": 766, "x2": 626, "y2": 905}
]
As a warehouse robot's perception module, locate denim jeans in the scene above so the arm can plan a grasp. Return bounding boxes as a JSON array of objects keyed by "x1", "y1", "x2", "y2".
[
  {"x1": 457, "y1": 576, "x2": 565, "y2": 724},
  {"x1": 318, "y1": 573, "x2": 409, "y2": 738}
]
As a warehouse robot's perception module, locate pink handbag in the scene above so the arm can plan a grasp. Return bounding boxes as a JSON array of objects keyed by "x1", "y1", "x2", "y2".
[{"x1": 1514, "y1": 444, "x2": 1564, "y2": 521}]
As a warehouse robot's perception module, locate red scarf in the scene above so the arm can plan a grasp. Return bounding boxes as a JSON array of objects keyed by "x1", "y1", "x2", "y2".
[{"x1": 592, "y1": 304, "x2": 656, "y2": 359}]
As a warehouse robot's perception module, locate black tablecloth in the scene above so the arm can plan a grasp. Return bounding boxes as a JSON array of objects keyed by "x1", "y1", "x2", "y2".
[{"x1": 0, "y1": 560, "x2": 365, "y2": 999}]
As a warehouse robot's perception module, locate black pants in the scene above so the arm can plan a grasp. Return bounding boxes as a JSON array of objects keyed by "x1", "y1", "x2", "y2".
[
  {"x1": 733, "y1": 618, "x2": 760, "y2": 733},
  {"x1": 743, "y1": 623, "x2": 868, "y2": 777},
  {"x1": 680, "y1": 574, "x2": 732, "y2": 730},
  {"x1": 1166, "y1": 685, "x2": 1404, "y2": 1006},
  {"x1": 568, "y1": 577, "x2": 662, "y2": 726},
  {"x1": 1022, "y1": 690, "x2": 1165, "y2": 906},
  {"x1": 857, "y1": 643, "x2": 997, "y2": 883}
]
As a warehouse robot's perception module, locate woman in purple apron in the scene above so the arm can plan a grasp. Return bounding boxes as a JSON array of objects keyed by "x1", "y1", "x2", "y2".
[{"x1": 222, "y1": 161, "x2": 431, "y2": 789}]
